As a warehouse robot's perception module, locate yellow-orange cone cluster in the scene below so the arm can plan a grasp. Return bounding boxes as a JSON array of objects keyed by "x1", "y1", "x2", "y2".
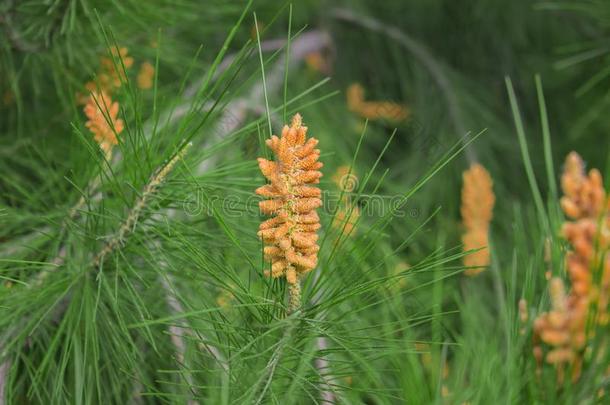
[
  {"x1": 532, "y1": 277, "x2": 586, "y2": 382},
  {"x1": 346, "y1": 83, "x2": 410, "y2": 122},
  {"x1": 460, "y1": 163, "x2": 495, "y2": 275},
  {"x1": 519, "y1": 298, "x2": 529, "y2": 335},
  {"x1": 256, "y1": 113, "x2": 323, "y2": 291},
  {"x1": 84, "y1": 91, "x2": 124, "y2": 157},
  {"x1": 78, "y1": 46, "x2": 133, "y2": 156},
  {"x1": 533, "y1": 151, "x2": 610, "y2": 383},
  {"x1": 84, "y1": 46, "x2": 134, "y2": 98},
  {"x1": 331, "y1": 165, "x2": 360, "y2": 236},
  {"x1": 305, "y1": 51, "x2": 332, "y2": 75},
  {"x1": 137, "y1": 61, "x2": 155, "y2": 90},
  {"x1": 560, "y1": 152, "x2": 606, "y2": 220}
]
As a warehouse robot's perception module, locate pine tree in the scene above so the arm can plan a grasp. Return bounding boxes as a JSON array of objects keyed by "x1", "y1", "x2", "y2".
[{"x1": 2, "y1": 1, "x2": 610, "y2": 403}]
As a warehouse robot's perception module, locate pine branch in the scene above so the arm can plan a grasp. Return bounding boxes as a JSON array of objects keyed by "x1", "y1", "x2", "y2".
[
  {"x1": 186, "y1": 30, "x2": 332, "y2": 403},
  {"x1": 1, "y1": 30, "x2": 329, "y2": 262},
  {"x1": 252, "y1": 319, "x2": 299, "y2": 404},
  {"x1": 0, "y1": 29, "x2": 332, "y2": 403},
  {"x1": 92, "y1": 142, "x2": 191, "y2": 268},
  {"x1": 0, "y1": 170, "x2": 106, "y2": 261},
  {"x1": 0, "y1": 143, "x2": 191, "y2": 404},
  {"x1": 170, "y1": 31, "x2": 331, "y2": 400}
]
